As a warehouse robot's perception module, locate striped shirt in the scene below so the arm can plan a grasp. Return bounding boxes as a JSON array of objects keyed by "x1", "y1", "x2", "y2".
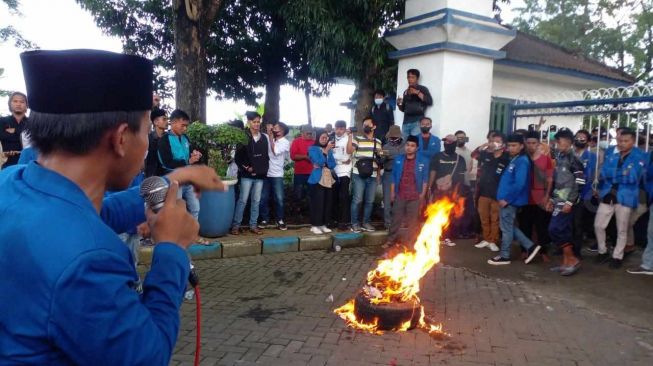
[{"x1": 352, "y1": 135, "x2": 382, "y2": 177}]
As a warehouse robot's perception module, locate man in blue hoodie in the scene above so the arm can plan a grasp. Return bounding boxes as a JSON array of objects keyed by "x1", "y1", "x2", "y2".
[
  {"x1": 594, "y1": 128, "x2": 644, "y2": 269},
  {"x1": 488, "y1": 134, "x2": 541, "y2": 265},
  {"x1": 384, "y1": 135, "x2": 429, "y2": 247},
  {"x1": 628, "y1": 149, "x2": 653, "y2": 275}
]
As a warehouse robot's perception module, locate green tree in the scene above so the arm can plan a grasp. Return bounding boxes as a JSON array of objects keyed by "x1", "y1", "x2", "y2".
[
  {"x1": 1, "y1": 0, "x2": 37, "y2": 97},
  {"x1": 513, "y1": 0, "x2": 652, "y2": 82},
  {"x1": 77, "y1": 0, "x2": 223, "y2": 123}
]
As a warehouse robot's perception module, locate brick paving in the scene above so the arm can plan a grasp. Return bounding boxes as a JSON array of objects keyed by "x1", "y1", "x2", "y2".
[{"x1": 170, "y1": 247, "x2": 653, "y2": 366}]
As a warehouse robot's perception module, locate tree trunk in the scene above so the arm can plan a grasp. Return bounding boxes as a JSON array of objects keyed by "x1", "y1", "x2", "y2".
[
  {"x1": 354, "y1": 69, "x2": 375, "y2": 131},
  {"x1": 173, "y1": 0, "x2": 222, "y2": 124},
  {"x1": 262, "y1": 13, "x2": 285, "y2": 125},
  {"x1": 263, "y1": 77, "x2": 281, "y2": 124},
  {"x1": 305, "y1": 86, "x2": 312, "y2": 126}
]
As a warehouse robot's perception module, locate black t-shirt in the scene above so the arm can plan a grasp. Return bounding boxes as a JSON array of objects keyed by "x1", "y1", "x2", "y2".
[
  {"x1": 0, "y1": 115, "x2": 27, "y2": 168},
  {"x1": 478, "y1": 151, "x2": 510, "y2": 199},
  {"x1": 429, "y1": 152, "x2": 466, "y2": 188}
]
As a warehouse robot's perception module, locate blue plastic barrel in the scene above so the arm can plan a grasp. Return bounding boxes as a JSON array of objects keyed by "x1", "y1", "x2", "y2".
[{"x1": 198, "y1": 182, "x2": 236, "y2": 237}]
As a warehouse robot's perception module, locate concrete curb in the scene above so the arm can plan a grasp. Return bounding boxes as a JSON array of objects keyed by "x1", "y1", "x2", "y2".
[{"x1": 137, "y1": 230, "x2": 387, "y2": 264}]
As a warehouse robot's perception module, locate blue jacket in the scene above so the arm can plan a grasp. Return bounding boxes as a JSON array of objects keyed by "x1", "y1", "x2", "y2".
[
  {"x1": 645, "y1": 151, "x2": 653, "y2": 205},
  {"x1": 576, "y1": 149, "x2": 597, "y2": 201},
  {"x1": 391, "y1": 154, "x2": 429, "y2": 195},
  {"x1": 598, "y1": 147, "x2": 645, "y2": 208},
  {"x1": 497, "y1": 154, "x2": 531, "y2": 207},
  {"x1": 307, "y1": 146, "x2": 336, "y2": 184},
  {"x1": 0, "y1": 162, "x2": 189, "y2": 365},
  {"x1": 17, "y1": 146, "x2": 39, "y2": 164},
  {"x1": 417, "y1": 134, "x2": 441, "y2": 161}
]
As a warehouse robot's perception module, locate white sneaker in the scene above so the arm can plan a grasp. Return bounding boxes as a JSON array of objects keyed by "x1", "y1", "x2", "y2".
[
  {"x1": 488, "y1": 243, "x2": 500, "y2": 252},
  {"x1": 475, "y1": 240, "x2": 490, "y2": 248},
  {"x1": 310, "y1": 226, "x2": 324, "y2": 235},
  {"x1": 320, "y1": 226, "x2": 332, "y2": 233},
  {"x1": 442, "y1": 238, "x2": 457, "y2": 247}
]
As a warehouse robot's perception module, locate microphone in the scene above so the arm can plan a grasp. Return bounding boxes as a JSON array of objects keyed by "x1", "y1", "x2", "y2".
[{"x1": 139, "y1": 176, "x2": 199, "y2": 288}]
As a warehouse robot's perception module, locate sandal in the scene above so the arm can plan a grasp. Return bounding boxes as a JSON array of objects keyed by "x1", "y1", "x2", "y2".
[
  {"x1": 249, "y1": 227, "x2": 263, "y2": 235},
  {"x1": 230, "y1": 227, "x2": 240, "y2": 235}
]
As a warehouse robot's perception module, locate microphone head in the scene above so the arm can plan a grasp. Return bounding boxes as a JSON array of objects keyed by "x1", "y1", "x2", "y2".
[{"x1": 140, "y1": 176, "x2": 169, "y2": 213}]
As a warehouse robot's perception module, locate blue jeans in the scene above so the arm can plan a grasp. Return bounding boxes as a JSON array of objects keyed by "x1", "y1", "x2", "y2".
[
  {"x1": 499, "y1": 205, "x2": 534, "y2": 259},
  {"x1": 382, "y1": 171, "x2": 393, "y2": 228},
  {"x1": 232, "y1": 177, "x2": 264, "y2": 229},
  {"x1": 180, "y1": 184, "x2": 200, "y2": 219},
  {"x1": 643, "y1": 203, "x2": 653, "y2": 270},
  {"x1": 351, "y1": 174, "x2": 378, "y2": 226},
  {"x1": 401, "y1": 121, "x2": 421, "y2": 139},
  {"x1": 259, "y1": 177, "x2": 284, "y2": 222}
]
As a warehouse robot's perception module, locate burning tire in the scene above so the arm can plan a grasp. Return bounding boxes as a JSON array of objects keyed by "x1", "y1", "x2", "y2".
[{"x1": 353, "y1": 292, "x2": 421, "y2": 331}]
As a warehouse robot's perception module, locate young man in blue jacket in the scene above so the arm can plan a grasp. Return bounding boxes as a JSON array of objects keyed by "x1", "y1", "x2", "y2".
[
  {"x1": 572, "y1": 129, "x2": 597, "y2": 257},
  {"x1": 489, "y1": 134, "x2": 542, "y2": 265},
  {"x1": 628, "y1": 149, "x2": 653, "y2": 275},
  {"x1": 417, "y1": 117, "x2": 441, "y2": 161},
  {"x1": 594, "y1": 128, "x2": 645, "y2": 269},
  {"x1": 384, "y1": 135, "x2": 429, "y2": 247}
]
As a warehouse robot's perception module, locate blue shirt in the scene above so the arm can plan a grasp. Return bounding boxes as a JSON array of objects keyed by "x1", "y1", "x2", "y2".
[
  {"x1": 576, "y1": 148, "x2": 597, "y2": 201},
  {"x1": 0, "y1": 162, "x2": 190, "y2": 365},
  {"x1": 417, "y1": 134, "x2": 441, "y2": 161},
  {"x1": 497, "y1": 154, "x2": 531, "y2": 207},
  {"x1": 391, "y1": 154, "x2": 429, "y2": 195},
  {"x1": 307, "y1": 146, "x2": 336, "y2": 184}
]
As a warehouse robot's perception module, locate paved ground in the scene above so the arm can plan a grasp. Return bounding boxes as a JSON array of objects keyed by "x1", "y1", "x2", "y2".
[{"x1": 169, "y1": 242, "x2": 653, "y2": 366}]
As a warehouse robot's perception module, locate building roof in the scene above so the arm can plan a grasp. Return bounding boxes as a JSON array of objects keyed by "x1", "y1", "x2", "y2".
[{"x1": 500, "y1": 31, "x2": 636, "y2": 85}]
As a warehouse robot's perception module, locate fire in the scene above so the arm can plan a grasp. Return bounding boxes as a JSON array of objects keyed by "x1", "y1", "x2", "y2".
[{"x1": 334, "y1": 197, "x2": 460, "y2": 334}]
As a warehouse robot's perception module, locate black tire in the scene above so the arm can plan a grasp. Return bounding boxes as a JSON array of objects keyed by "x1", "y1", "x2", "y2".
[{"x1": 353, "y1": 292, "x2": 421, "y2": 331}]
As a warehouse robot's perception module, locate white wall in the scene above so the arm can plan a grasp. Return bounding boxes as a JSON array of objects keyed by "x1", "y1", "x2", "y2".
[{"x1": 405, "y1": 0, "x2": 494, "y2": 19}]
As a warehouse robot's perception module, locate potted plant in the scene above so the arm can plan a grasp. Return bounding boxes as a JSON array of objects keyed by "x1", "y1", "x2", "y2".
[{"x1": 187, "y1": 121, "x2": 248, "y2": 237}]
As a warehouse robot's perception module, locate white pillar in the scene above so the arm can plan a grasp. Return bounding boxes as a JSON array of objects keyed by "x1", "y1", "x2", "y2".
[{"x1": 386, "y1": 0, "x2": 515, "y2": 149}]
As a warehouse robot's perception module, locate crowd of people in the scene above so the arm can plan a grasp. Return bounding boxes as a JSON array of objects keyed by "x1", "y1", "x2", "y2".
[{"x1": 3, "y1": 68, "x2": 653, "y2": 279}]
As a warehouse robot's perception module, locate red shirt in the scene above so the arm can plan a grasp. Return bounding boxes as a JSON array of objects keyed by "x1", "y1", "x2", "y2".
[
  {"x1": 529, "y1": 153, "x2": 554, "y2": 205},
  {"x1": 290, "y1": 137, "x2": 315, "y2": 175},
  {"x1": 399, "y1": 157, "x2": 419, "y2": 200}
]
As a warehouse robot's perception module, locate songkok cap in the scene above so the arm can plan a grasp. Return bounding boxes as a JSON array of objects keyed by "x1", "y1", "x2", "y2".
[
  {"x1": 507, "y1": 134, "x2": 525, "y2": 144},
  {"x1": 20, "y1": 49, "x2": 153, "y2": 114},
  {"x1": 150, "y1": 108, "x2": 167, "y2": 122},
  {"x1": 406, "y1": 135, "x2": 419, "y2": 144}
]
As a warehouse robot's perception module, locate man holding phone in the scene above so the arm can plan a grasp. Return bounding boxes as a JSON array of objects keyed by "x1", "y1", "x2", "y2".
[{"x1": 397, "y1": 69, "x2": 433, "y2": 138}]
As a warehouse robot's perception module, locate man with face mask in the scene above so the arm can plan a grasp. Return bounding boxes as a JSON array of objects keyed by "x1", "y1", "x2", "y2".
[
  {"x1": 571, "y1": 129, "x2": 597, "y2": 257},
  {"x1": 428, "y1": 135, "x2": 466, "y2": 246},
  {"x1": 370, "y1": 89, "x2": 394, "y2": 143},
  {"x1": 417, "y1": 117, "x2": 441, "y2": 162},
  {"x1": 455, "y1": 130, "x2": 476, "y2": 238},
  {"x1": 332, "y1": 120, "x2": 353, "y2": 230},
  {"x1": 381, "y1": 125, "x2": 405, "y2": 229}
]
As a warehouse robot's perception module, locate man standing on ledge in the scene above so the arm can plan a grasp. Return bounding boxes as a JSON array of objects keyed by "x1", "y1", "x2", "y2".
[
  {"x1": 397, "y1": 69, "x2": 433, "y2": 138},
  {"x1": 0, "y1": 49, "x2": 225, "y2": 365}
]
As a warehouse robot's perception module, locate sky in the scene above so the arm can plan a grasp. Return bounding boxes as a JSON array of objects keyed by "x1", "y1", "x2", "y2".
[{"x1": 0, "y1": 0, "x2": 523, "y2": 126}]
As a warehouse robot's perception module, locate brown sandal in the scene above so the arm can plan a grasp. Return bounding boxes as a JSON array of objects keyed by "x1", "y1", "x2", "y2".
[
  {"x1": 249, "y1": 227, "x2": 263, "y2": 235},
  {"x1": 230, "y1": 227, "x2": 240, "y2": 235}
]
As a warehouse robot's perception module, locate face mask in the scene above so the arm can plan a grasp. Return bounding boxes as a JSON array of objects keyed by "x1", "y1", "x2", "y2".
[
  {"x1": 574, "y1": 141, "x2": 587, "y2": 148},
  {"x1": 456, "y1": 141, "x2": 465, "y2": 147},
  {"x1": 420, "y1": 126, "x2": 430, "y2": 133},
  {"x1": 549, "y1": 132, "x2": 556, "y2": 140},
  {"x1": 389, "y1": 137, "x2": 401, "y2": 145},
  {"x1": 599, "y1": 141, "x2": 609, "y2": 150},
  {"x1": 363, "y1": 126, "x2": 373, "y2": 134},
  {"x1": 444, "y1": 143, "x2": 456, "y2": 154},
  {"x1": 374, "y1": 98, "x2": 383, "y2": 106},
  {"x1": 493, "y1": 142, "x2": 504, "y2": 150}
]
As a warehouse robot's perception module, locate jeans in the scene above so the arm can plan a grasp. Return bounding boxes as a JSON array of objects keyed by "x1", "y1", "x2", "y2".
[
  {"x1": 387, "y1": 199, "x2": 420, "y2": 244},
  {"x1": 180, "y1": 184, "x2": 200, "y2": 219},
  {"x1": 232, "y1": 177, "x2": 264, "y2": 229},
  {"x1": 351, "y1": 173, "x2": 378, "y2": 226},
  {"x1": 382, "y1": 171, "x2": 393, "y2": 228},
  {"x1": 499, "y1": 205, "x2": 534, "y2": 259},
  {"x1": 309, "y1": 184, "x2": 333, "y2": 227},
  {"x1": 642, "y1": 203, "x2": 653, "y2": 270},
  {"x1": 293, "y1": 174, "x2": 310, "y2": 213},
  {"x1": 259, "y1": 177, "x2": 284, "y2": 222},
  {"x1": 401, "y1": 121, "x2": 421, "y2": 139}
]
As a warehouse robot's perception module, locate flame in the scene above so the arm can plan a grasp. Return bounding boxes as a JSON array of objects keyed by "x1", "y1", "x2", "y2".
[{"x1": 334, "y1": 196, "x2": 461, "y2": 335}]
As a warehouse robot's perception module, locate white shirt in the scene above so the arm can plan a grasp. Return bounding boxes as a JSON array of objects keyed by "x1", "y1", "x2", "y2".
[
  {"x1": 267, "y1": 136, "x2": 290, "y2": 178},
  {"x1": 333, "y1": 134, "x2": 352, "y2": 177},
  {"x1": 456, "y1": 146, "x2": 473, "y2": 185}
]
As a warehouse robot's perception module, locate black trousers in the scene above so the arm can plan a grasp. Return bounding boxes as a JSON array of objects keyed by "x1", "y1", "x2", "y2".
[
  {"x1": 309, "y1": 184, "x2": 333, "y2": 227},
  {"x1": 332, "y1": 176, "x2": 351, "y2": 225},
  {"x1": 518, "y1": 204, "x2": 551, "y2": 252},
  {"x1": 572, "y1": 202, "x2": 594, "y2": 257}
]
